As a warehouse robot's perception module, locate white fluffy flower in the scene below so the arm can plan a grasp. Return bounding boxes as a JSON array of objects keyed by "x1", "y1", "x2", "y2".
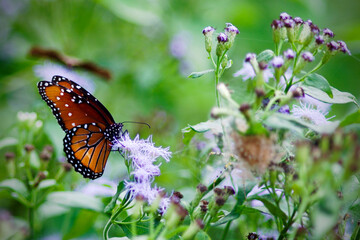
[
  {"x1": 233, "y1": 62, "x2": 256, "y2": 80},
  {"x1": 113, "y1": 133, "x2": 171, "y2": 211},
  {"x1": 291, "y1": 102, "x2": 334, "y2": 125}
]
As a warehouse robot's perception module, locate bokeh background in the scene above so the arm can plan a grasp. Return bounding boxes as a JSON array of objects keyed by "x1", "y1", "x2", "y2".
[{"x1": 0, "y1": 0, "x2": 359, "y2": 238}]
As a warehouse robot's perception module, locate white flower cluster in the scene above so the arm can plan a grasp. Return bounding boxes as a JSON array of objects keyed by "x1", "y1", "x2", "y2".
[{"x1": 113, "y1": 133, "x2": 171, "y2": 212}]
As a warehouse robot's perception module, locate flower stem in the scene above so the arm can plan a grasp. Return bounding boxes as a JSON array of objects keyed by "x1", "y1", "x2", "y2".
[{"x1": 103, "y1": 196, "x2": 130, "y2": 240}]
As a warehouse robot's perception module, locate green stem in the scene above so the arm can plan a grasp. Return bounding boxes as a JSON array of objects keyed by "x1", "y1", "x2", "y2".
[
  {"x1": 221, "y1": 221, "x2": 232, "y2": 240},
  {"x1": 277, "y1": 204, "x2": 298, "y2": 240},
  {"x1": 103, "y1": 198, "x2": 129, "y2": 240},
  {"x1": 292, "y1": 61, "x2": 324, "y2": 86}
]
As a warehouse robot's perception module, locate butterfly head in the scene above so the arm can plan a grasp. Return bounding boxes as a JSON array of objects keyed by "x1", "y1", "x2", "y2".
[{"x1": 105, "y1": 123, "x2": 125, "y2": 141}]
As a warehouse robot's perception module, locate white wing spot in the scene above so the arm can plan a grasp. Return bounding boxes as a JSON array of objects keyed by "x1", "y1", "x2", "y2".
[
  {"x1": 65, "y1": 104, "x2": 69, "y2": 107},
  {"x1": 68, "y1": 112, "x2": 72, "y2": 117},
  {"x1": 72, "y1": 123, "x2": 76, "y2": 127},
  {"x1": 56, "y1": 97, "x2": 60, "y2": 100},
  {"x1": 60, "y1": 92, "x2": 64, "y2": 96}
]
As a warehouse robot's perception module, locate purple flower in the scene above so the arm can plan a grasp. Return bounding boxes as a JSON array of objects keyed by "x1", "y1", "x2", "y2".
[
  {"x1": 327, "y1": 41, "x2": 339, "y2": 52},
  {"x1": 225, "y1": 23, "x2": 239, "y2": 35},
  {"x1": 337, "y1": 41, "x2": 351, "y2": 55},
  {"x1": 245, "y1": 53, "x2": 256, "y2": 62},
  {"x1": 233, "y1": 62, "x2": 256, "y2": 80},
  {"x1": 278, "y1": 105, "x2": 290, "y2": 114},
  {"x1": 284, "y1": 49, "x2": 295, "y2": 59},
  {"x1": 284, "y1": 19, "x2": 295, "y2": 28},
  {"x1": 202, "y1": 26, "x2": 215, "y2": 35},
  {"x1": 301, "y1": 51, "x2": 314, "y2": 62},
  {"x1": 315, "y1": 35, "x2": 324, "y2": 45},
  {"x1": 310, "y1": 24, "x2": 320, "y2": 35},
  {"x1": 304, "y1": 19, "x2": 313, "y2": 26},
  {"x1": 293, "y1": 17, "x2": 303, "y2": 25},
  {"x1": 113, "y1": 133, "x2": 171, "y2": 211},
  {"x1": 217, "y1": 33, "x2": 228, "y2": 43},
  {"x1": 279, "y1": 12, "x2": 291, "y2": 21},
  {"x1": 271, "y1": 56, "x2": 284, "y2": 68},
  {"x1": 271, "y1": 19, "x2": 283, "y2": 29},
  {"x1": 323, "y1": 28, "x2": 334, "y2": 38}
]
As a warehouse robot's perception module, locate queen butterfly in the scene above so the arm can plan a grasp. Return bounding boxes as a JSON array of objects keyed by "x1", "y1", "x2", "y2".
[{"x1": 38, "y1": 75, "x2": 124, "y2": 179}]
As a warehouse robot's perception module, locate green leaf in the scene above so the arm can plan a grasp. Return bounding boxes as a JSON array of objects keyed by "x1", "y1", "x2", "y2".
[
  {"x1": 182, "y1": 120, "x2": 222, "y2": 144},
  {"x1": 250, "y1": 196, "x2": 288, "y2": 222},
  {"x1": 104, "y1": 181, "x2": 125, "y2": 213},
  {"x1": 303, "y1": 73, "x2": 333, "y2": 98},
  {"x1": 188, "y1": 69, "x2": 214, "y2": 78},
  {"x1": 182, "y1": 126, "x2": 197, "y2": 145},
  {"x1": 256, "y1": 49, "x2": 275, "y2": 62},
  {"x1": 194, "y1": 230, "x2": 211, "y2": 240},
  {"x1": 0, "y1": 178, "x2": 29, "y2": 198},
  {"x1": 46, "y1": 191, "x2": 104, "y2": 212},
  {"x1": 38, "y1": 179, "x2": 57, "y2": 190},
  {"x1": 119, "y1": 216, "x2": 152, "y2": 237},
  {"x1": 97, "y1": 0, "x2": 160, "y2": 26},
  {"x1": 340, "y1": 109, "x2": 360, "y2": 127},
  {"x1": 351, "y1": 221, "x2": 360, "y2": 240},
  {"x1": 264, "y1": 112, "x2": 339, "y2": 134},
  {"x1": 302, "y1": 85, "x2": 359, "y2": 106},
  {"x1": 63, "y1": 210, "x2": 99, "y2": 240},
  {"x1": 0, "y1": 137, "x2": 18, "y2": 149},
  {"x1": 236, "y1": 182, "x2": 256, "y2": 205}
]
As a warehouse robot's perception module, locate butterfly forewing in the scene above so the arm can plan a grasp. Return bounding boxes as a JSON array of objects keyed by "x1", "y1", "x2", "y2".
[
  {"x1": 64, "y1": 123, "x2": 111, "y2": 179},
  {"x1": 51, "y1": 75, "x2": 115, "y2": 125}
]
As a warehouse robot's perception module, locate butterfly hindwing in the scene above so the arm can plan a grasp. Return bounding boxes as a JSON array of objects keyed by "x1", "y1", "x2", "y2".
[{"x1": 64, "y1": 123, "x2": 111, "y2": 179}]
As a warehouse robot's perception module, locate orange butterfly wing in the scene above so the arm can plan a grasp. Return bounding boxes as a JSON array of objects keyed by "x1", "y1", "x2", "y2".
[{"x1": 38, "y1": 75, "x2": 119, "y2": 179}]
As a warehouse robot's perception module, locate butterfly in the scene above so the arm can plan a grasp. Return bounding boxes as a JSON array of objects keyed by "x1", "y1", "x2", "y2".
[{"x1": 38, "y1": 75, "x2": 124, "y2": 179}]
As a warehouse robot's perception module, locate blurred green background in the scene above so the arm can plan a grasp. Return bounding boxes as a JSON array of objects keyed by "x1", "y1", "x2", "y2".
[{"x1": 0, "y1": 0, "x2": 359, "y2": 238}]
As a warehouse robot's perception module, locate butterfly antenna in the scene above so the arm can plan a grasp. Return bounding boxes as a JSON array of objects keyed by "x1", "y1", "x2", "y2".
[{"x1": 121, "y1": 121, "x2": 151, "y2": 129}]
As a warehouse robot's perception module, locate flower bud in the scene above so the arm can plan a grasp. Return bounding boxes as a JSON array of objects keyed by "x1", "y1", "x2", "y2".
[
  {"x1": 298, "y1": 20, "x2": 313, "y2": 46},
  {"x1": 202, "y1": 26, "x2": 215, "y2": 53},
  {"x1": 284, "y1": 19, "x2": 295, "y2": 43},
  {"x1": 190, "y1": 184, "x2": 207, "y2": 209},
  {"x1": 221, "y1": 54, "x2": 228, "y2": 69},
  {"x1": 323, "y1": 28, "x2": 334, "y2": 38},
  {"x1": 284, "y1": 49, "x2": 295, "y2": 60},
  {"x1": 255, "y1": 88, "x2": 265, "y2": 98},
  {"x1": 24, "y1": 144, "x2": 35, "y2": 153},
  {"x1": 301, "y1": 52, "x2": 314, "y2": 62},
  {"x1": 271, "y1": 20, "x2": 284, "y2": 44},
  {"x1": 223, "y1": 186, "x2": 235, "y2": 201},
  {"x1": 217, "y1": 83, "x2": 231, "y2": 100},
  {"x1": 338, "y1": 41, "x2": 351, "y2": 55},
  {"x1": 239, "y1": 103, "x2": 251, "y2": 114},
  {"x1": 224, "y1": 23, "x2": 239, "y2": 49},
  {"x1": 291, "y1": 87, "x2": 305, "y2": 98},
  {"x1": 321, "y1": 41, "x2": 339, "y2": 64},
  {"x1": 294, "y1": 52, "x2": 314, "y2": 74},
  {"x1": 271, "y1": 56, "x2": 284, "y2": 68},
  {"x1": 5, "y1": 152, "x2": 15, "y2": 161},
  {"x1": 216, "y1": 33, "x2": 228, "y2": 56},
  {"x1": 247, "y1": 232, "x2": 260, "y2": 240},
  {"x1": 279, "y1": 12, "x2": 291, "y2": 21},
  {"x1": 182, "y1": 219, "x2": 204, "y2": 240}
]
